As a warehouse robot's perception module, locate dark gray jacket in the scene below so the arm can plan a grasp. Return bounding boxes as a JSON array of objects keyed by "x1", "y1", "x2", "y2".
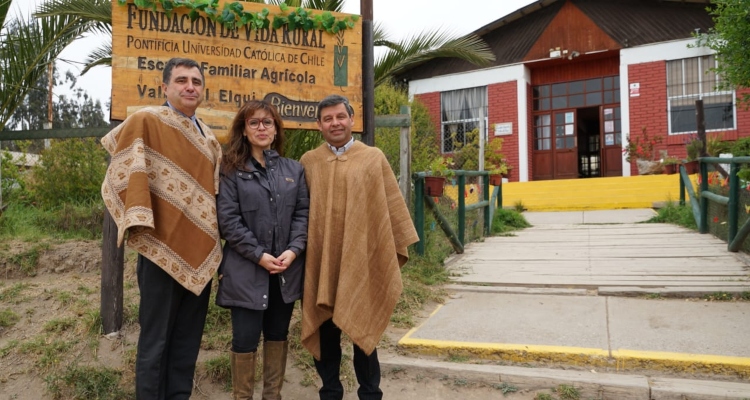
[{"x1": 216, "y1": 150, "x2": 309, "y2": 310}]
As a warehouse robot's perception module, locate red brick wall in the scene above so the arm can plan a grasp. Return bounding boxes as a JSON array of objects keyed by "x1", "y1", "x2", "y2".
[
  {"x1": 629, "y1": 63, "x2": 750, "y2": 175},
  {"x1": 627, "y1": 61, "x2": 668, "y2": 175},
  {"x1": 415, "y1": 92, "x2": 441, "y2": 150},
  {"x1": 488, "y1": 81, "x2": 518, "y2": 181}
]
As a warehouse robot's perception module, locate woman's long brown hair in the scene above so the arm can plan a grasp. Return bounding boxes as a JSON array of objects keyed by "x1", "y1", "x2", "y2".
[{"x1": 222, "y1": 100, "x2": 285, "y2": 173}]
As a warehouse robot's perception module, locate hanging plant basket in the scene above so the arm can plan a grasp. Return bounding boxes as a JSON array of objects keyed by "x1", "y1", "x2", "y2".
[
  {"x1": 424, "y1": 176, "x2": 446, "y2": 196},
  {"x1": 489, "y1": 174, "x2": 503, "y2": 186}
]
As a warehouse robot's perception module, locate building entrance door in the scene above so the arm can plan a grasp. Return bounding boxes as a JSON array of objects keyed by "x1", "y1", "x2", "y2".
[
  {"x1": 531, "y1": 74, "x2": 622, "y2": 180},
  {"x1": 552, "y1": 110, "x2": 578, "y2": 179},
  {"x1": 600, "y1": 105, "x2": 623, "y2": 177}
]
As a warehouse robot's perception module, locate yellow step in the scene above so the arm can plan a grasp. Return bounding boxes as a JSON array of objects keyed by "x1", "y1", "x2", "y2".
[
  {"x1": 502, "y1": 175, "x2": 697, "y2": 211},
  {"x1": 441, "y1": 175, "x2": 698, "y2": 211}
]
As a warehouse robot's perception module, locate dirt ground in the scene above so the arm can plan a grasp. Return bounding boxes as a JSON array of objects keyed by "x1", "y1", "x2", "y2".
[{"x1": 0, "y1": 240, "x2": 543, "y2": 400}]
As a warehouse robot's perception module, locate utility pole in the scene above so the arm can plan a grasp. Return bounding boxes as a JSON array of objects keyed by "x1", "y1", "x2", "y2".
[
  {"x1": 44, "y1": 63, "x2": 53, "y2": 148},
  {"x1": 361, "y1": 0, "x2": 375, "y2": 146}
]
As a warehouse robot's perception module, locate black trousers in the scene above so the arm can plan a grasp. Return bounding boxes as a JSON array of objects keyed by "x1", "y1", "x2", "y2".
[
  {"x1": 135, "y1": 254, "x2": 210, "y2": 400},
  {"x1": 313, "y1": 319, "x2": 382, "y2": 400},
  {"x1": 230, "y1": 274, "x2": 295, "y2": 353}
]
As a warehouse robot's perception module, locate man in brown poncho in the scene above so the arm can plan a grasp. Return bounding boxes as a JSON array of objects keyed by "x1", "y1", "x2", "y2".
[
  {"x1": 101, "y1": 57, "x2": 222, "y2": 399},
  {"x1": 300, "y1": 95, "x2": 419, "y2": 400}
]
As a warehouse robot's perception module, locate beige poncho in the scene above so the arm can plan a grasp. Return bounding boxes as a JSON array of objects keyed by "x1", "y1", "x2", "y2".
[
  {"x1": 101, "y1": 107, "x2": 223, "y2": 295},
  {"x1": 300, "y1": 141, "x2": 419, "y2": 358}
]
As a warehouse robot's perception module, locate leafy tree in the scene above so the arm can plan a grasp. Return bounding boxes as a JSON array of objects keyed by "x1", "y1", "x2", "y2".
[
  {"x1": 374, "y1": 83, "x2": 439, "y2": 176},
  {"x1": 3, "y1": 67, "x2": 108, "y2": 153},
  {"x1": 696, "y1": 0, "x2": 750, "y2": 104},
  {"x1": 0, "y1": 0, "x2": 96, "y2": 131}
]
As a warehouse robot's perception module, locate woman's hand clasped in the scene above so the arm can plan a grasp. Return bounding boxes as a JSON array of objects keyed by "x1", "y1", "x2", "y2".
[{"x1": 259, "y1": 253, "x2": 287, "y2": 274}]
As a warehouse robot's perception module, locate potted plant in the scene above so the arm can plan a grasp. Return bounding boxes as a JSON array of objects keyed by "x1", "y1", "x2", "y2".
[
  {"x1": 484, "y1": 138, "x2": 509, "y2": 186},
  {"x1": 661, "y1": 156, "x2": 680, "y2": 175},
  {"x1": 424, "y1": 156, "x2": 454, "y2": 196},
  {"x1": 623, "y1": 127, "x2": 663, "y2": 175},
  {"x1": 684, "y1": 137, "x2": 703, "y2": 174}
]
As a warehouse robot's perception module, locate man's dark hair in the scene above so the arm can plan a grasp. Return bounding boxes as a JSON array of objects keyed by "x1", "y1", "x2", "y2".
[
  {"x1": 316, "y1": 94, "x2": 354, "y2": 120},
  {"x1": 162, "y1": 58, "x2": 204, "y2": 84}
]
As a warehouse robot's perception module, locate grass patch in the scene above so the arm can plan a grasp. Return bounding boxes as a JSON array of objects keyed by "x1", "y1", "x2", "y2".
[
  {"x1": 647, "y1": 201, "x2": 697, "y2": 230},
  {"x1": 555, "y1": 384, "x2": 581, "y2": 400},
  {"x1": 0, "y1": 201, "x2": 104, "y2": 241},
  {"x1": 0, "y1": 308, "x2": 20, "y2": 328},
  {"x1": 45, "y1": 365, "x2": 132, "y2": 400},
  {"x1": 202, "y1": 288, "x2": 232, "y2": 351},
  {"x1": 203, "y1": 354, "x2": 232, "y2": 392},
  {"x1": 702, "y1": 291, "x2": 736, "y2": 301},
  {"x1": 0, "y1": 282, "x2": 32, "y2": 303},
  {"x1": 0, "y1": 340, "x2": 19, "y2": 357},
  {"x1": 494, "y1": 382, "x2": 518, "y2": 395},
  {"x1": 535, "y1": 394, "x2": 554, "y2": 400},
  {"x1": 4, "y1": 242, "x2": 50, "y2": 277},
  {"x1": 492, "y1": 208, "x2": 531, "y2": 235},
  {"x1": 446, "y1": 353, "x2": 470, "y2": 363},
  {"x1": 56, "y1": 290, "x2": 74, "y2": 307},
  {"x1": 19, "y1": 335, "x2": 77, "y2": 369},
  {"x1": 43, "y1": 317, "x2": 77, "y2": 334},
  {"x1": 644, "y1": 293, "x2": 663, "y2": 300}
]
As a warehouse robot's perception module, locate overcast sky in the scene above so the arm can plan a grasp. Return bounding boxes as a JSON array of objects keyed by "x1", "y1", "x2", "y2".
[{"x1": 19, "y1": 0, "x2": 536, "y2": 115}]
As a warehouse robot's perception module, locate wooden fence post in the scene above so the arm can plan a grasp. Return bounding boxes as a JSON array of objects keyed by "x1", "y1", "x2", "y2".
[{"x1": 101, "y1": 208, "x2": 124, "y2": 334}]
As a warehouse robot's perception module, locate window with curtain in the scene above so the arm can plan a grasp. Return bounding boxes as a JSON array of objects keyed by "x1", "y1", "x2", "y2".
[
  {"x1": 440, "y1": 87, "x2": 487, "y2": 153},
  {"x1": 667, "y1": 55, "x2": 735, "y2": 134}
]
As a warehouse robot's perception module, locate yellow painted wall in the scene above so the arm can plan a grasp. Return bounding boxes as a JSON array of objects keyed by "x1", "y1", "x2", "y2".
[{"x1": 443, "y1": 174, "x2": 698, "y2": 211}]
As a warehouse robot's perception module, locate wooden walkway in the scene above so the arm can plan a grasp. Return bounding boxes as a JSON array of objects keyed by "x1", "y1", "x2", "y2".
[{"x1": 449, "y1": 222, "x2": 750, "y2": 290}]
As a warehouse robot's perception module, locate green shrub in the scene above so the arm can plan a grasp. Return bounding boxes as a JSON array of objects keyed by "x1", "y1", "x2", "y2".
[
  {"x1": 647, "y1": 202, "x2": 697, "y2": 230},
  {"x1": 730, "y1": 137, "x2": 750, "y2": 157},
  {"x1": 1, "y1": 147, "x2": 33, "y2": 205},
  {"x1": 29, "y1": 138, "x2": 108, "y2": 206},
  {"x1": 374, "y1": 83, "x2": 440, "y2": 176}
]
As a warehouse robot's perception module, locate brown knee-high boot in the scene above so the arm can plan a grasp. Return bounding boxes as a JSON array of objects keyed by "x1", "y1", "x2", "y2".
[
  {"x1": 231, "y1": 351, "x2": 256, "y2": 400},
  {"x1": 261, "y1": 341, "x2": 288, "y2": 400}
]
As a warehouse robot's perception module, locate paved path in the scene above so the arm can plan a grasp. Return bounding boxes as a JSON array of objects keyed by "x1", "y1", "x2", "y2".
[
  {"x1": 451, "y1": 210, "x2": 750, "y2": 290},
  {"x1": 393, "y1": 209, "x2": 750, "y2": 399}
]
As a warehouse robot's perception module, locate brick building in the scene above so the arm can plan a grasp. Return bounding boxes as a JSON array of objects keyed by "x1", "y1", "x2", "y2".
[{"x1": 398, "y1": 0, "x2": 750, "y2": 181}]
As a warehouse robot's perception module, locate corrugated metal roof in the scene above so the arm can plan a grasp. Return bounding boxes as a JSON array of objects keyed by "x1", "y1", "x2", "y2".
[
  {"x1": 574, "y1": 0, "x2": 714, "y2": 48},
  {"x1": 398, "y1": 0, "x2": 714, "y2": 82}
]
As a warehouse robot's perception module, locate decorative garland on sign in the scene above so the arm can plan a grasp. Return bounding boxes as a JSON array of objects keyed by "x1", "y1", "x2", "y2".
[{"x1": 119, "y1": 0, "x2": 359, "y2": 34}]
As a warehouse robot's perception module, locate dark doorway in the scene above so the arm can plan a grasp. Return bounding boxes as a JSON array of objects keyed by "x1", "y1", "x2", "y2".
[{"x1": 577, "y1": 107, "x2": 601, "y2": 178}]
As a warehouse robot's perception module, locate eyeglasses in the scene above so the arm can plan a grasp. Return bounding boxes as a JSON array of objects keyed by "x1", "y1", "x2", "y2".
[{"x1": 246, "y1": 118, "x2": 275, "y2": 129}]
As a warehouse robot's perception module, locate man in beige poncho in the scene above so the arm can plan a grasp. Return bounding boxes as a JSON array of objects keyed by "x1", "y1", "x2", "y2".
[
  {"x1": 101, "y1": 57, "x2": 222, "y2": 399},
  {"x1": 300, "y1": 95, "x2": 419, "y2": 400}
]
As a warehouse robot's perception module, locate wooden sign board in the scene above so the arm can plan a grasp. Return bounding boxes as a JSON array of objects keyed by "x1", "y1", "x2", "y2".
[{"x1": 112, "y1": 0, "x2": 363, "y2": 142}]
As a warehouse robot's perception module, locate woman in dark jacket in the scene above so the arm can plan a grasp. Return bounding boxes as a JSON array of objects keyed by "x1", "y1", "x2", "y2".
[{"x1": 216, "y1": 100, "x2": 309, "y2": 400}]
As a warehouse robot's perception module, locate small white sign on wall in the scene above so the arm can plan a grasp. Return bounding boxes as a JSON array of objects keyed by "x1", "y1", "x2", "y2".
[
  {"x1": 629, "y1": 83, "x2": 640, "y2": 97},
  {"x1": 494, "y1": 122, "x2": 513, "y2": 136}
]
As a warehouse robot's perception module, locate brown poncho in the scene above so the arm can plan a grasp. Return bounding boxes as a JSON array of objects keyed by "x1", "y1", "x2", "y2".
[
  {"x1": 300, "y1": 141, "x2": 419, "y2": 358},
  {"x1": 101, "y1": 107, "x2": 223, "y2": 295}
]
